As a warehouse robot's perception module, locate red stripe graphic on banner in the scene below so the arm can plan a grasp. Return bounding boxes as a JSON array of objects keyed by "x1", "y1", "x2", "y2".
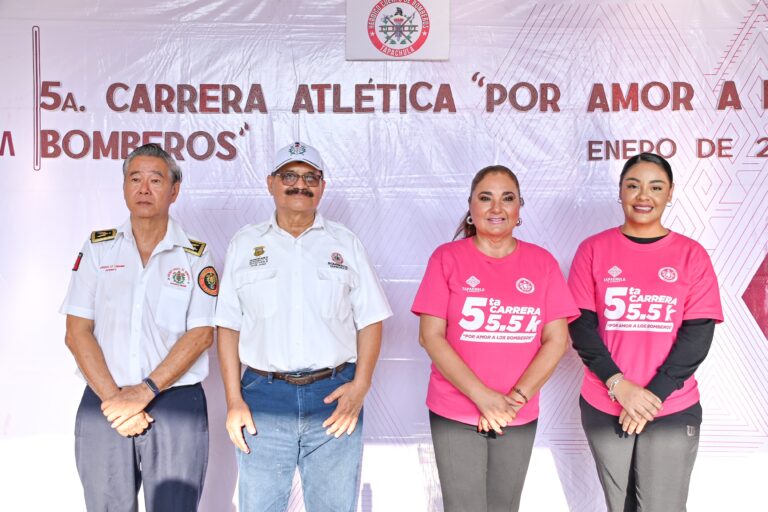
[{"x1": 32, "y1": 26, "x2": 41, "y2": 171}]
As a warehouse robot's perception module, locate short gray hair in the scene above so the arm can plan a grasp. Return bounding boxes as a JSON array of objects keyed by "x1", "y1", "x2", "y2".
[{"x1": 122, "y1": 143, "x2": 182, "y2": 184}]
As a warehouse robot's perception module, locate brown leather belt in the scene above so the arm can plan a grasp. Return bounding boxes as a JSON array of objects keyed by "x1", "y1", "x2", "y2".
[{"x1": 249, "y1": 363, "x2": 347, "y2": 386}]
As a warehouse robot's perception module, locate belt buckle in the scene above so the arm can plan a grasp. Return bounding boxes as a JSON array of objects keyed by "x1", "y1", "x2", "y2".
[{"x1": 285, "y1": 371, "x2": 308, "y2": 379}]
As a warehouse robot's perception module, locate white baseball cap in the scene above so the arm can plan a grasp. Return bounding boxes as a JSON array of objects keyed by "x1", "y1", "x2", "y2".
[{"x1": 272, "y1": 142, "x2": 326, "y2": 176}]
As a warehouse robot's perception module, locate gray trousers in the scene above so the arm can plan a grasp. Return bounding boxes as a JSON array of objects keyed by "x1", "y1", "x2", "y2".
[
  {"x1": 75, "y1": 384, "x2": 209, "y2": 512},
  {"x1": 580, "y1": 397, "x2": 701, "y2": 512},
  {"x1": 429, "y1": 411, "x2": 537, "y2": 512}
]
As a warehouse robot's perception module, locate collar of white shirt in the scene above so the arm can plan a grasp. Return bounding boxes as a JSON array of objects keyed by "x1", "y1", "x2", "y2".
[
  {"x1": 117, "y1": 216, "x2": 192, "y2": 252},
  {"x1": 255, "y1": 211, "x2": 328, "y2": 238}
]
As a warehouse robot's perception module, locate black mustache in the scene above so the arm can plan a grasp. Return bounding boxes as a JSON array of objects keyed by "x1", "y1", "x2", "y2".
[{"x1": 286, "y1": 188, "x2": 314, "y2": 197}]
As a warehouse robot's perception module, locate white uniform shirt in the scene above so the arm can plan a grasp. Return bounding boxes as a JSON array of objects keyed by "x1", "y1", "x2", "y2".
[
  {"x1": 60, "y1": 217, "x2": 217, "y2": 387},
  {"x1": 215, "y1": 212, "x2": 392, "y2": 372}
]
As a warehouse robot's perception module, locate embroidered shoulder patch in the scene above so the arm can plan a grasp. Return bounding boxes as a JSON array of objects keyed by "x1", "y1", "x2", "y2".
[
  {"x1": 90, "y1": 229, "x2": 117, "y2": 243},
  {"x1": 198, "y1": 266, "x2": 219, "y2": 296},
  {"x1": 184, "y1": 239, "x2": 206, "y2": 257}
]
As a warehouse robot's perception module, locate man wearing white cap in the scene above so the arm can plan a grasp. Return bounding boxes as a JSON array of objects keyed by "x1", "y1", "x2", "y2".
[{"x1": 215, "y1": 141, "x2": 392, "y2": 511}]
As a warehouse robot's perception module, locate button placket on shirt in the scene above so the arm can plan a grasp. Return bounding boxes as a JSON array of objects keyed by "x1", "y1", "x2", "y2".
[
  {"x1": 130, "y1": 240, "x2": 170, "y2": 382},
  {"x1": 129, "y1": 248, "x2": 148, "y2": 383},
  {"x1": 291, "y1": 238, "x2": 304, "y2": 350}
]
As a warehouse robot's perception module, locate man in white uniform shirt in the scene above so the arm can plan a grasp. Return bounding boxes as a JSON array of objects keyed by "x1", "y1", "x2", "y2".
[
  {"x1": 216, "y1": 141, "x2": 392, "y2": 512},
  {"x1": 61, "y1": 143, "x2": 217, "y2": 511}
]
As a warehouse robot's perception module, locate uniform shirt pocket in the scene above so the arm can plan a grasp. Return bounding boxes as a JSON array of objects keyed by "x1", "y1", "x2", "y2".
[
  {"x1": 316, "y1": 267, "x2": 353, "y2": 320},
  {"x1": 156, "y1": 286, "x2": 190, "y2": 332},
  {"x1": 236, "y1": 268, "x2": 278, "y2": 318}
]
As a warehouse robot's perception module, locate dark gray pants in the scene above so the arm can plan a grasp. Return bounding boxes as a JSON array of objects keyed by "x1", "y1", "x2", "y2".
[
  {"x1": 580, "y1": 397, "x2": 701, "y2": 512},
  {"x1": 75, "y1": 384, "x2": 209, "y2": 512},
  {"x1": 429, "y1": 411, "x2": 537, "y2": 512}
]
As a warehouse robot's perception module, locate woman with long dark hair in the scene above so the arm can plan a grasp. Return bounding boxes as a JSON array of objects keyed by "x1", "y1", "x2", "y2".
[{"x1": 568, "y1": 153, "x2": 723, "y2": 511}]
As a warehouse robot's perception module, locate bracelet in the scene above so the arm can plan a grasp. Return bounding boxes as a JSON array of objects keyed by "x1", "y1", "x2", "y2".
[
  {"x1": 143, "y1": 377, "x2": 161, "y2": 397},
  {"x1": 606, "y1": 373, "x2": 624, "y2": 402},
  {"x1": 605, "y1": 372, "x2": 623, "y2": 387},
  {"x1": 512, "y1": 386, "x2": 529, "y2": 404}
]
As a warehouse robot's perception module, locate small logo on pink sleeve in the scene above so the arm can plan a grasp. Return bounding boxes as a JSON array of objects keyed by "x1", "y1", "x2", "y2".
[{"x1": 658, "y1": 267, "x2": 678, "y2": 283}]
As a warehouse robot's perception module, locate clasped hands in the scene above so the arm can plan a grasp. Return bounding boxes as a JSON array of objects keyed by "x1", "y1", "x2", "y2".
[
  {"x1": 612, "y1": 379, "x2": 662, "y2": 435},
  {"x1": 475, "y1": 388, "x2": 524, "y2": 435},
  {"x1": 101, "y1": 383, "x2": 155, "y2": 437}
]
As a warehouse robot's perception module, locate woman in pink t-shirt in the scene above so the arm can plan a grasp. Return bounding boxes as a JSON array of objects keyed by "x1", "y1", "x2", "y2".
[
  {"x1": 412, "y1": 165, "x2": 579, "y2": 512},
  {"x1": 568, "y1": 153, "x2": 723, "y2": 512}
]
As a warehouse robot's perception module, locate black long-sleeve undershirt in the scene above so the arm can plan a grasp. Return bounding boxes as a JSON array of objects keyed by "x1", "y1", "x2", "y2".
[
  {"x1": 568, "y1": 308, "x2": 621, "y2": 383},
  {"x1": 569, "y1": 310, "x2": 715, "y2": 402},
  {"x1": 646, "y1": 318, "x2": 715, "y2": 400}
]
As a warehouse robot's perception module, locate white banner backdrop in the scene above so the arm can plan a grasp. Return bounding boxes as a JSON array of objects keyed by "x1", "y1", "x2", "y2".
[{"x1": 1, "y1": 1, "x2": 767, "y2": 510}]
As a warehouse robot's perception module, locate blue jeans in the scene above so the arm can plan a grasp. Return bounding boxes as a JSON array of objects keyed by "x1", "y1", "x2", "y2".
[{"x1": 238, "y1": 363, "x2": 363, "y2": 512}]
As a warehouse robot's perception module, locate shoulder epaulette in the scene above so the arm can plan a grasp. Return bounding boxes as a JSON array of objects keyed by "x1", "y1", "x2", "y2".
[
  {"x1": 184, "y1": 239, "x2": 206, "y2": 257},
  {"x1": 90, "y1": 229, "x2": 117, "y2": 243}
]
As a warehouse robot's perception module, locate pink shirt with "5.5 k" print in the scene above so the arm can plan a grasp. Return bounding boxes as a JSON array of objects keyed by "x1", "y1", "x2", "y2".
[
  {"x1": 412, "y1": 237, "x2": 579, "y2": 426},
  {"x1": 568, "y1": 228, "x2": 724, "y2": 416}
]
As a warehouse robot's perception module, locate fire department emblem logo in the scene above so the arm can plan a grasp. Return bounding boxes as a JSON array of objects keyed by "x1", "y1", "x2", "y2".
[
  {"x1": 516, "y1": 277, "x2": 535, "y2": 294},
  {"x1": 658, "y1": 267, "x2": 678, "y2": 283},
  {"x1": 288, "y1": 143, "x2": 306, "y2": 155},
  {"x1": 198, "y1": 266, "x2": 219, "y2": 297},
  {"x1": 167, "y1": 267, "x2": 191, "y2": 288},
  {"x1": 368, "y1": 1, "x2": 430, "y2": 58}
]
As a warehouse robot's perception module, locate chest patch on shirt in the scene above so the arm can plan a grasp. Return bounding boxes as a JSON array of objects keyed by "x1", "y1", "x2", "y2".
[
  {"x1": 167, "y1": 267, "x2": 191, "y2": 288},
  {"x1": 198, "y1": 266, "x2": 219, "y2": 296},
  {"x1": 328, "y1": 252, "x2": 348, "y2": 270},
  {"x1": 250, "y1": 246, "x2": 269, "y2": 267}
]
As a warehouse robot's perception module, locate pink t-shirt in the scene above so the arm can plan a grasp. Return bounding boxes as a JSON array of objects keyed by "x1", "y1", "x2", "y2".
[
  {"x1": 411, "y1": 237, "x2": 580, "y2": 426},
  {"x1": 568, "y1": 228, "x2": 724, "y2": 416}
]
